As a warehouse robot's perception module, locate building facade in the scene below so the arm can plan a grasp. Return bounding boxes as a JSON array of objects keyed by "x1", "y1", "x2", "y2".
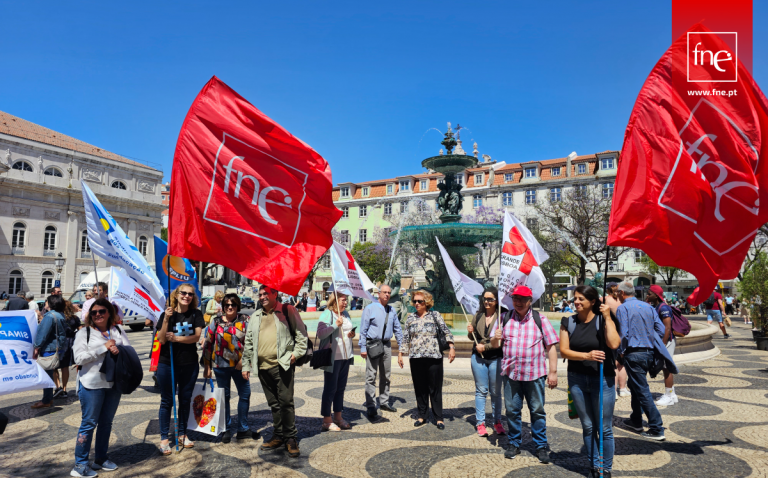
[{"x1": 0, "y1": 110, "x2": 165, "y2": 297}]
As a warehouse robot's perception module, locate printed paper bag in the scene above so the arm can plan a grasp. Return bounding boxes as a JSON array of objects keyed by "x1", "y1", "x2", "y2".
[{"x1": 186, "y1": 379, "x2": 226, "y2": 436}]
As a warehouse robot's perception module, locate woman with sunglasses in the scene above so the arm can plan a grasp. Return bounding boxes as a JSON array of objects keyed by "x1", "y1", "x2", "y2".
[
  {"x1": 467, "y1": 286, "x2": 505, "y2": 437},
  {"x1": 399, "y1": 290, "x2": 455, "y2": 429},
  {"x1": 156, "y1": 284, "x2": 204, "y2": 455},
  {"x1": 70, "y1": 299, "x2": 129, "y2": 477},
  {"x1": 202, "y1": 293, "x2": 254, "y2": 443}
]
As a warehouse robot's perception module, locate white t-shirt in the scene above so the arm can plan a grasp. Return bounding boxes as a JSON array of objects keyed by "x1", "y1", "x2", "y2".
[
  {"x1": 28, "y1": 301, "x2": 39, "y2": 312},
  {"x1": 73, "y1": 325, "x2": 131, "y2": 389},
  {"x1": 335, "y1": 314, "x2": 354, "y2": 361}
]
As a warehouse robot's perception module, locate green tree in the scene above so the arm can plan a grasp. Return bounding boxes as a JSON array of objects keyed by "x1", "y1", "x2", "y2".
[
  {"x1": 351, "y1": 241, "x2": 389, "y2": 284},
  {"x1": 738, "y1": 252, "x2": 768, "y2": 332},
  {"x1": 161, "y1": 227, "x2": 168, "y2": 242},
  {"x1": 640, "y1": 256, "x2": 685, "y2": 286}
]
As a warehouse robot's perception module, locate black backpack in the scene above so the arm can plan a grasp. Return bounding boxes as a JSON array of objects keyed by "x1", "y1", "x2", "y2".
[
  {"x1": 703, "y1": 292, "x2": 717, "y2": 309},
  {"x1": 502, "y1": 310, "x2": 545, "y2": 336}
]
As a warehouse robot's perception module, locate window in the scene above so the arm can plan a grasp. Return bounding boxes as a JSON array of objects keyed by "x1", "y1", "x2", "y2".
[
  {"x1": 9, "y1": 270, "x2": 23, "y2": 295},
  {"x1": 502, "y1": 192, "x2": 513, "y2": 206},
  {"x1": 527, "y1": 218, "x2": 539, "y2": 231},
  {"x1": 43, "y1": 226, "x2": 57, "y2": 255},
  {"x1": 40, "y1": 271, "x2": 54, "y2": 295},
  {"x1": 437, "y1": 178, "x2": 445, "y2": 185},
  {"x1": 550, "y1": 187, "x2": 562, "y2": 202},
  {"x1": 504, "y1": 173, "x2": 514, "y2": 182},
  {"x1": 111, "y1": 180, "x2": 127, "y2": 190},
  {"x1": 551, "y1": 167, "x2": 561, "y2": 176},
  {"x1": 340, "y1": 186, "x2": 350, "y2": 198},
  {"x1": 138, "y1": 236, "x2": 148, "y2": 257},
  {"x1": 341, "y1": 206, "x2": 349, "y2": 218},
  {"x1": 399, "y1": 180, "x2": 410, "y2": 191},
  {"x1": 80, "y1": 231, "x2": 91, "y2": 258},
  {"x1": 387, "y1": 184, "x2": 394, "y2": 194},
  {"x1": 362, "y1": 186, "x2": 369, "y2": 197},
  {"x1": 340, "y1": 230, "x2": 350, "y2": 246},
  {"x1": 44, "y1": 167, "x2": 63, "y2": 177},
  {"x1": 400, "y1": 256, "x2": 409, "y2": 273},
  {"x1": 524, "y1": 168, "x2": 536, "y2": 178},
  {"x1": 525, "y1": 190, "x2": 536, "y2": 204},
  {"x1": 634, "y1": 250, "x2": 647, "y2": 263},
  {"x1": 475, "y1": 174, "x2": 483, "y2": 185},
  {"x1": 359, "y1": 229, "x2": 367, "y2": 242},
  {"x1": 12, "y1": 222, "x2": 26, "y2": 251},
  {"x1": 601, "y1": 157, "x2": 615, "y2": 169},
  {"x1": 577, "y1": 163, "x2": 587, "y2": 174},
  {"x1": 574, "y1": 184, "x2": 588, "y2": 198},
  {"x1": 417, "y1": 201, "x2": 428, "y2": 213},
  {"x1": 602, "y1": 183, "x2": 614, "y2": 198},
  {"x1": 420, "y1": 179, "x2": 427, "y2": 191},
  {"x1": 455, "y1": 175, "x2": 463, "y2": 185},
  {"x1": 12, "y1": 161, "x2": 33, "y2": 172},
  {"x1": 400, "y1": 202, "x2": 407, "y2": 214},
  {"x1": 80, "y1": 271, "x2": 90, "y2": 283},
  {"x1": 473, "y1": 195, "x2": 483, "y2": 208},
  {"x1": 384, "y1": 203, "x2": 392, "y2": 215},
  {"x1": 321, "y1": 253, "x2": 331, "y2": 269},
  {"x1": 359, "y1": 205, "x2": 368, "y2": 218}
]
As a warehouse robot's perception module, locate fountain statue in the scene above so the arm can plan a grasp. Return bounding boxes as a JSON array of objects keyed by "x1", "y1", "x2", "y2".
[{"x1": 389, "y1": 124, "x2": 503, "y2": 316}]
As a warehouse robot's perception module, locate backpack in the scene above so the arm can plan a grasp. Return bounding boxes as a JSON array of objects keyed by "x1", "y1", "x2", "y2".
[
  {"x1": 659, "y1": 304, "x2": 691, "y2": 337},
  {"x1": 502, "y1": 310, "x2": 545, "y2": 337},
  {"x1": 562, "y1": 313, "x2": 616, "y2": 365},
  {"x1": 283, "y1": 304, "x2": 313, "y2": 367},
  {"x1": 703, "y1": 292, "x2": 717, "y2": 309}
]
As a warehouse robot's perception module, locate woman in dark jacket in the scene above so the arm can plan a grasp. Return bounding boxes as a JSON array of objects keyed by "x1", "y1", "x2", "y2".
[
  {"x1": 467, "y1": 286, "x2": 504, "y2": 437},
  {"x1": 31, "y1": 294, "x2": 68, "y2": 409}
]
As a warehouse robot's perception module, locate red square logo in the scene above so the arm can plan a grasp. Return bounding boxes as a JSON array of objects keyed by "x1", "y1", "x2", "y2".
[{"x1": 687, "y1": 32, "x2": 738, "y2": 83}]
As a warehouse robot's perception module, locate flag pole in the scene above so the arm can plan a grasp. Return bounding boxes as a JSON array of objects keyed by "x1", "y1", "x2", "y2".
[
  {"x1": 459, "y1": 301, "x2": 483, "y2": 358},
  {"x1": 598, "y1": 246, "x2": 611, "y2": 478},
  {"x1": 166, "y1": 255, "x2": 180, "y2": 454}
]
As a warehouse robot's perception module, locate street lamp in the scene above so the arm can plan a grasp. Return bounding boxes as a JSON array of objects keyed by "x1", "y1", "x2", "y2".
[{"x1": 54, "y1": 252, "x2": 65, "y2": 288}]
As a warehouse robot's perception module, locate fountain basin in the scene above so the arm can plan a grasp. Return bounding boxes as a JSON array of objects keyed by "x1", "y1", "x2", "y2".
[
  {"x1": 395, "y1": 223, "x2": 502, "y2": 253},
  {"x1": 422, "y1": 154, "x2": 478, "y2": 174}
]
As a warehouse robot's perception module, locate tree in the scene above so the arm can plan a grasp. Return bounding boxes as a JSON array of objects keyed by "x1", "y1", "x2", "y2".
[
  {"x1": 738, "y1": 251, "x2": 768, "y2": 331},
  {"x1": 304, "y1": 253, "x2": 327, "y2": 294},
  {"x1": 160, "y1": 227, "x2": 168, "y2": 242},
  {"x1": 738, "y1": 225, "x2": 768, "y2": 280},
  {"x1": 461, "y1": 205, "x2": 504, "y2": 280},
  {"x1": 640, "y1": 256, "x2": 685, "y2": 286},
  {"x1": 351, "y1": 241, "x2": 389, "y2": 283},
  {"x1": 532, "y1": 185, "x2": 630, "y2": 284}
]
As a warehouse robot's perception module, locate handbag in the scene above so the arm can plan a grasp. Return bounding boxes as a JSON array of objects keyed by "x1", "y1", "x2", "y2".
[
  {"x1": 366, "y1": 305, "x2": 390, "y2": 360},
  {"x1": 284, "y1": 304, "x2": 313, "y2": 367},
  {"x1": 310, "y1": 334, "x2": 333, "y2": 369},
  {"x1": 187, "y1": 378, "x2": 226, "y2": 436},
  {"x1": 430, "y1": 312, "x2": 450, "y2": 353},
  {"x1": 37, "y1": 314, "x2": 61, "y2": 371}
]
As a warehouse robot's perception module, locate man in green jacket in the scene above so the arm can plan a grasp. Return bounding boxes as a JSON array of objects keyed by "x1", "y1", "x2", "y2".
[{"x1": 242, "y1": 285, "x2": 307, "y2": 458}]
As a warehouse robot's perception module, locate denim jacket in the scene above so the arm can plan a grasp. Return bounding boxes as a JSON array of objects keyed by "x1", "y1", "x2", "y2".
[{"x1": 34, "y1": 310, "x2": 68, "y2": 356}]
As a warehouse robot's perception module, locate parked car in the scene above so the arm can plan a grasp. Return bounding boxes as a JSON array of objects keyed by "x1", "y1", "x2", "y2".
[
  {"x1": 200, "y1": 296, "x2": 212, "y2": 313},
  {"x1": 239, "y1": 296, "x2": 255, "y2": 309}
]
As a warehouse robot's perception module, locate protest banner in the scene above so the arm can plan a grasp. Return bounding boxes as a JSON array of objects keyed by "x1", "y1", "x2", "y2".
[{"x1": 0, "y1": 311, "x2": 56, "y2": 395}]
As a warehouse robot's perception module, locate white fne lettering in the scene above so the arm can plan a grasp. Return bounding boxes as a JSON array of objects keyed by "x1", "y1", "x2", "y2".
[{"x1": 222, "y1": 155, "x2": 294, "y2": 225}]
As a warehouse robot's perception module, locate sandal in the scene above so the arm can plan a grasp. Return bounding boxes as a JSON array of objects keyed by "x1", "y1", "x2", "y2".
[
  {"x1": 321, "y1": 422, "x2": 341, "y2": 432},
  {"x1": 182, "y1": 436, "x2": 194, "y2": 448},
  {"x1": 159, "y1": 443, "x2": 172, "y2": 456},
  {"x1": 334, "y1": 419, "x2": 351, "y2": 430}
]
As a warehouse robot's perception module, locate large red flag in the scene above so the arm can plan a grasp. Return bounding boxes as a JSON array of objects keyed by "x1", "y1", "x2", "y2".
[
  {"x1": 169, "y1": 77, "x2": 342, "y2": 295},
  {"x1": 608, "y1": 26, "x2": 768, "y2": 305}
]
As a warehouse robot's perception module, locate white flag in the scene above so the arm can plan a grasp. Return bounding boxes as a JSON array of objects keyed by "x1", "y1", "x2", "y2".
[
  {"x1": 329, "y1": 241, "x2": 376, "y2": 301},
  {"x1": 435, "y1": 237, "x2": 484, "y2": 314},
  {"x1": 0, "y1": 311, "x2": 56, "y2": 395},
  {"x1": 498, "y1": 211, "x2": 549, "y2": 309},
  {"x1": 81, "y1": 180, "x2": 165, "y2": 307},
  {"x1": 109, "y1": 267, "x2": 165, "y2": 324}
]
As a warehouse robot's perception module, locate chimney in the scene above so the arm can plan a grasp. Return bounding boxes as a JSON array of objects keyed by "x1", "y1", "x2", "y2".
[{"x1": 566, "y1": 151, "x2": 577, "y2": 177}]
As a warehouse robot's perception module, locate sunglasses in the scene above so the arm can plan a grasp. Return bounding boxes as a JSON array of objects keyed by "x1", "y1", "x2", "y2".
[
  {"x1": 483, "y1": 297, "x2": 497, "y2": 302},
  {"x1": 178, "y1": 291, "x2": 194, "y2": 297},
  {"x1": 91, "y1": 308, "x2": 108, "y2": 316},
  {"x1": 412, "y1": 299, "x2": 425, "y2": 305},
  {"x1": 224, "y1": 303, "x2": 236, "y2": 309}
]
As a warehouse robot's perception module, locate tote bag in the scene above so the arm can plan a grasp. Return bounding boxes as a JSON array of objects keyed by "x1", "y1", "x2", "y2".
[{"x1": 187, "y1": 378, "x2": 226, "y2": 436}]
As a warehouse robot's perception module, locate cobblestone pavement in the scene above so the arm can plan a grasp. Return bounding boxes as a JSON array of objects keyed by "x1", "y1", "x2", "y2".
[{"x1": 2, "y1": 320, "x2": 767, "y2": 477}]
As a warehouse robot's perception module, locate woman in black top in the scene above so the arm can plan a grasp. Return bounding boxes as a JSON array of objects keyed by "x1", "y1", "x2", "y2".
[
  {"x1": 156, "y1": 284, "x2": 205, "y2": 455},
  {"x1": 559, "y1": 285, "x2": 620, "y2": 478},
  {"x1": 466, "y1": 286, "x2": 505, "y2": 437}
]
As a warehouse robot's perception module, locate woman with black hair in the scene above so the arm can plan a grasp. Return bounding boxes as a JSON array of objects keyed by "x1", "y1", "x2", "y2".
[
  {"x1": 559, "y1": 285, "x2": 621, "y2": 478},
  {"x1": 466, "y1": 286, "x2": 505, "y2": 437},
  {"x1": 31, "y1": 294, "x2": 68, "y2": 409}
]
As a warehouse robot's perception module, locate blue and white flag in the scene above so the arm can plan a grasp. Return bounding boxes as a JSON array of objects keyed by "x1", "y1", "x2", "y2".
[
  {"x1": 0, "y1": 311, "x2": 56, "y2": 396},
  {"x1": 81, "y1": 180, "x2": 166, "y2": 307},
  {"x1": 153, "y1": 236, "x2": 202, "y2": 299}
]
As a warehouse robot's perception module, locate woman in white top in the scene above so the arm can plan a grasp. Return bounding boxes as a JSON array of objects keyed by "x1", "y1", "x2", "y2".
[
  {"x1": 316, "y1": 291, "x2": 355, "y2": 431},
  {"x1": 71, "y1": 298, "x2": 130, "y2": 478},
  {"x1": 306, "y1": 291, "x2": 318, "y2": 312}
]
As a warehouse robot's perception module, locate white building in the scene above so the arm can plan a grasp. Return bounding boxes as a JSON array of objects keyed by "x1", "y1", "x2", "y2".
[{"x1": 0, "y1": 110, "x2": 165, "y2": 297}]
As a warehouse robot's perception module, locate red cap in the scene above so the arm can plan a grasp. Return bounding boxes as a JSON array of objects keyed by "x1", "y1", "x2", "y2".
[
  {"x1": 511, "y1": 285, "x2": 533, "y2": 297},
  {"x1": 649, "y1": 285, "x2": 665, "y2": 301}
]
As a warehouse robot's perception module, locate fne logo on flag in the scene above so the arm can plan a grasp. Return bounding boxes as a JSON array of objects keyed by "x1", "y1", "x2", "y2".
[{"x1": 0, "y1": 316, "x2": 32, "y2": 343}]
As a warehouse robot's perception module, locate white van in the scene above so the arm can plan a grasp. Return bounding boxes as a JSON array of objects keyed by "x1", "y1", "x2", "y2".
[{"x1": 71, "y1": 269, "x2": 150, "y2": 331}]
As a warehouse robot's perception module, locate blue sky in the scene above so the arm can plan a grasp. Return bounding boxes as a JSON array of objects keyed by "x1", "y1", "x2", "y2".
[{"x1": 2, "y1": 1, "x2": 766, "y2": 184}]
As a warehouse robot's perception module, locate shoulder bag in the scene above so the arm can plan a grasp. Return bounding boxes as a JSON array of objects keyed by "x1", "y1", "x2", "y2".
[
  {"x1": 310, "y1": 312, "x2": 334, "y2": 369},
  {"x1": 37, "y1": 315, "x2": 61, "y2": 371},
  {"x1": 284, "y1": 304, "x2": 313, "y2": 367},
  {"x1": 365, "y1": 305, "x2": 389, "y2": 360},
  {"x1": 430, "y1": 311, "x2": 451, "y2": 353}
]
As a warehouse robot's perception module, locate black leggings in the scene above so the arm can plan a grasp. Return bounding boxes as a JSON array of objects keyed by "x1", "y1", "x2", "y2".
[{"x1": 410, "y1": 357, "x2": 444, "y2": 421}]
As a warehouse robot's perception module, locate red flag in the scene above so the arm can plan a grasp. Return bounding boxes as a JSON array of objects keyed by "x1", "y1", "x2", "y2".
[
  {"x1": 608, "y1": 25, "x2": 768, "y2": 305},
  {"x1": 169, "y1": 77, "x2": 342, "y2": 295}
]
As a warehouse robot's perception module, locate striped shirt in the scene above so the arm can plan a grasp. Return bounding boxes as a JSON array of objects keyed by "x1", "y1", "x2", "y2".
[
  {"x1": 616, "y1": 297, "x2": 665, "y2": 355},
  {"x1": 500, "y1": 308, "x2": 559, "y2": 381}
]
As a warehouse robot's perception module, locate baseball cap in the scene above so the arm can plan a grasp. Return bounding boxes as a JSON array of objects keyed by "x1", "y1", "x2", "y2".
[
  {"x1": 511, "y1": 285, "x2": 533, "y2": 297},
  {"x1": 649, "y1": 285, "x2": 665, "y2": 301}
]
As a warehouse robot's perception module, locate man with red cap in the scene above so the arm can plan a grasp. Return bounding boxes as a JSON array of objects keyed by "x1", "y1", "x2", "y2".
[
  {"x1": 491, "y1": 285, "x2": 559, "y2": 463},
  {"x1": 646, "y1": 285, "x2": 677, "y2": 406}
]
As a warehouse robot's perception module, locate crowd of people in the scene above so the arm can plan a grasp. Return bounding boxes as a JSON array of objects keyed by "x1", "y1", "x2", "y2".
[{"x1": 12, "y1": 276, "x2": 747, "y2": 478}]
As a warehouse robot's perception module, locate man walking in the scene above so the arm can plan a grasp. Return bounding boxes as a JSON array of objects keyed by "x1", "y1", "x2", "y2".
[
  {"x1": 3, "y1": 292, "x2": 29, "y2": 311},
  {"x1": 491, "y1": 286, "x2": 559, "y2": 463},
  {"x1": 725, "y1": 294, "x2": 735, "y2": 316},
  {"x1": 704, "y1": 287, "x2": 731, "y2": 339},
  {"x1": 359, "y1": 284, "x2": 403, "y2": 420},
  {"x1": 616, "y1": 281, "x2": 667, "y2": 441},
  {"x1": 647, "y1": 285, "x2": 677, "y2": 406},
  {"x1": 242, "y1": 285, "x2": 307, "y2": 458}
]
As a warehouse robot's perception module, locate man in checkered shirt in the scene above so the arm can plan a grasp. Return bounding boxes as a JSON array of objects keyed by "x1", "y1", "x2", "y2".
[{"x1": 491, "y1": 285, "x2": 559, "y2": 463}]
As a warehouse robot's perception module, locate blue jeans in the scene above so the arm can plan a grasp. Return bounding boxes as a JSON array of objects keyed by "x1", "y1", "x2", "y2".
[
  {"x1": 75, "y1": 383, "x2": 122, "y2": 466},
  {"x1": 321, "y1": 358, "x2": 351, "y2": 417},
  {"x1": 568, "y1": 372, "x2": 616, "y2": 471},
  {"x1": 504, "y1": 376, "x2": 548, "y2": 449},
  {"x1": 213, "y1": 367, "x2": 251, "y2": 432},
  {"x1": 470, "y1": 354, "x2": 502, "y2": 424},
  {"x1": 157, "y1": 361, "x2": 199, "y2": 441},
  {"x1": 41, "y1": 370, "x2": 55, "y2": 404},
  {"x1": 706, "y1": 309, "x2": 723, "y2": 323},
  {"x1": 624, "y1": 350, "x2": 664, "y2": 435}
]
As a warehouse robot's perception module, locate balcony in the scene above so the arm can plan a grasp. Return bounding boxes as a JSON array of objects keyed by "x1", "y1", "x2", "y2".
[
  {"x1": 607, "y1": 262, "x2": 624, "y2": 272},
  {"x1": 80, "y1": 250, "x2": 92, "y2": 259},
  {"x1": 43, "y1": 249, "x2": 56, "y2": 257},
  {"x1": 11, "y1": 246, "x2": 25, "y2": 255}
]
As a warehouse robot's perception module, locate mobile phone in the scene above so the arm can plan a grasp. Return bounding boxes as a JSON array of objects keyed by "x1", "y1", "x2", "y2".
[{"x1": 350, "y1": 326, "x2": 357, "y2": 334}]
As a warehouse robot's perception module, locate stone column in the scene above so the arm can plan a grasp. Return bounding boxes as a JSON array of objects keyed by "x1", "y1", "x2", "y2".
[{"x1": 64, "y1": 211, "x2": 79, "y2": 294}]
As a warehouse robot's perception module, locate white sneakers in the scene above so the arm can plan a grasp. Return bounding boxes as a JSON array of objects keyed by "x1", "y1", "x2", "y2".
[
  {"x1": 617, "y1": 388, "x2": 631, "y2": 397},
  {"x1": 655, "y1": 394, "x2": 678, "y2": 406}
]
